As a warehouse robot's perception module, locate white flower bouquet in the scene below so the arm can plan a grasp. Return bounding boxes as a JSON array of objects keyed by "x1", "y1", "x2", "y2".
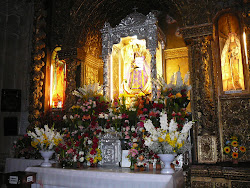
[
  {"x1": 144, "y1": 112, "x2": 193, "y2": 154},
  {"x1": 72, "y1": 83, "x2": 103, "y2": 100},
  {"x1": 28, "y1": 125, "x2": 63, "y2": 151}
]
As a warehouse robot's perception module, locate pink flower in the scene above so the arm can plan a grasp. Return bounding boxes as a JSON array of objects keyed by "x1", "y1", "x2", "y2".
[
  {"x1": 125, "y1": 131, "x2": 129, "y2": 135},
  {"x1": 126, "y1": 126, "x2": 130, "y2": 131},
  {"x1": 125, "y1": 135, "x2": 130, "y2": 139},
  {"x1": 143, "y1": 108, "x2": 148, "y2": 112},
  {"x1": 138, "y1": 121, "x2": 144, "y2": 127},
  {"x1": 140, "y1": 116, "x2": 146, "y2": 121},
  {"x1": 67, "y1": 148, "x2": 73, "y2": 154}
]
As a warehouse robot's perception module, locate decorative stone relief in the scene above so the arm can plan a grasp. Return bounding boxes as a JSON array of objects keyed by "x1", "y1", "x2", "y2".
[
  {"x1": 198, "y1": 135, "x2": 218, "y2": 163},
  {"x1": 220, "y1": 97, "x2": 250, "y2": 161},
  {"x1": 100, "y1": 132, "x2": 121, "y2": 166}
]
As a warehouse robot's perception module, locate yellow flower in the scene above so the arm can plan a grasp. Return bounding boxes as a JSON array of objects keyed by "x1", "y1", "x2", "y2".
[
  {"x1": 31, "y1": 141, "x2": 38, "y2": 148},
  {"x1": 175, "y1": 93, "x2": 182, "y2": 98},
  {"x1": 231, "y1": 136, "x2": 238, "y2": 140},
  {"x1": 71, "y1": 105, "x2": 80, "y2": 109},
  {"x1": 158, "y1": 137, "x2": 164, "y2": 142},
  {"x1": 224, "y1": 146, "x2": 231, "y2": 154},
  {"x1": 232, "y1": 152, "x2": 238, "y2": 159},
  {"x1": 98, "y1": 156, "x2": 102, "y2": 161},
  {"x1": 239, "y1": 146, "x2": 246, "y2": 152},
  {"x1": 177, "y1": 142, "x2": 183, "y2": 149},
  {"x1": 231, "y1": 140, "x2": 238, "y2": 147}
]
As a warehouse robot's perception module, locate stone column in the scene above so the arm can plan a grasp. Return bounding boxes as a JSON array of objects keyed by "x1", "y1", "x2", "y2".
[
  {"x1": 64, "y1": 59, "x2": 78, "y2": 111},
  {"x1": 149, "y1": 49, "x2": 157, "y2": 99},
  {"x1": 180, "y1": 23, "x2": 218, "y2": 163}
]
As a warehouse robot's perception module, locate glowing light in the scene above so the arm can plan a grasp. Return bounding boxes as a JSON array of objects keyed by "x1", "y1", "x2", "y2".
[
  {"x1": 50, "y1": 64, "x2": 53, "y2": 107},
  {"x1": 243, "y1": 31, "x2": 248, "y2": 64}
]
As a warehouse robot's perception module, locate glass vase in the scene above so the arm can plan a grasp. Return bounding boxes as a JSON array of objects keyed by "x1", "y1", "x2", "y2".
[{"x1": 130, "y1": 160, "x2": 135, "y2": 170}]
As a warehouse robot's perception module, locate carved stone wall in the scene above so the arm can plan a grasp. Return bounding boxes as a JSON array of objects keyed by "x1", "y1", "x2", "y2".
[{"x1": 220, "y1": 97, "x2": 250, "y2": 161}]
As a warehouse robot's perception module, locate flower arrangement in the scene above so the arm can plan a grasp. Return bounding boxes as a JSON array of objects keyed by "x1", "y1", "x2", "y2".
[
  {"x1": 144, "y1": 112, "x2": 193, "y2": 154},
  {"x1": 13, "y1": 134, "x2": 41, "y2": 159},
  {"x1": 72, "y1": 83, "x2": 103, "y2": 100},
  {"x1": 154, "y1": 70, "x2": 192, "y2": 130},
  {"x1": 56, "y1": 128, "x2": 86, "y2": 165},
  {"x1": 28, "y1": 125, "x2": 63, "y2": 151},
  {"x1": 224, "y1": 135, "x2": 246, "y2": 160}
]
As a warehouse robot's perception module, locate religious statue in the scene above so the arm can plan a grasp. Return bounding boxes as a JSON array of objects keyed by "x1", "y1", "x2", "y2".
[
  {"x1": 123, "y1": 42, "x2": 151, "y2": 95},
  {"x1": 51, "y1": 55, "x2": 66, "y2": 108},
  {"x1": 221, "y1": 33, "x2": 244, "y2": 91}
]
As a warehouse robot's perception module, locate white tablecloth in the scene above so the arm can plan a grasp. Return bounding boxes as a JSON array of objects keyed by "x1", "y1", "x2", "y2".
[
  {"x1": 4, "y1": 158, "x2": 44, "y2": 173},
  {"x1": 25, "y1": 166, "x2": 184, "y2": 188},
  {"x1": 4, "y1": 158, "x2": 55, "y2": 173}
]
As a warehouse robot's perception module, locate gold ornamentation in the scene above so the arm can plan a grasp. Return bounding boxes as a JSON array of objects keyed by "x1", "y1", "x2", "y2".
[
  {"x1": 28, "y1": 0, "x2": 47, "y2": 130},
  {"x1": 198, "y1": 135, "x2": 218, "y2": 163}
]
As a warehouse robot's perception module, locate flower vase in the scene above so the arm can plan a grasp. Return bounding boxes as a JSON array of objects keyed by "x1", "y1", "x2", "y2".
[
  {"x1": 130, "y1": 161, "x2": 135, "y2": 170},
  {"x1": 40, "y1": 150, "x2": 54, "y2": 167},
  {"x1": 148, "y1": 163, "x2": 153, "y2": 171},
  {"x1": 158, "y1": 154, "x2": 176, "y2": 174}
]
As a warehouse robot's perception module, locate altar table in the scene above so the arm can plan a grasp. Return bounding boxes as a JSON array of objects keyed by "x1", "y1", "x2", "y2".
[
  {"x1": 4, "y1": 158, "x2": 45, "y2": 173},
  {"x1": 25, "y1": 166, "x2": 184, "y2": 188}
]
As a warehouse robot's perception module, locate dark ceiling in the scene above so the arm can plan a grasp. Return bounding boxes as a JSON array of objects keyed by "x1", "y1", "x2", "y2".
[{"x1": 49, "y1": 0, "x2": 246, "y2": 48}]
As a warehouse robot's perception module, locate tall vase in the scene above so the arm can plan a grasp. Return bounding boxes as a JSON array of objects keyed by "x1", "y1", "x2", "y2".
[
  {"x1": 40, "y1": 150, "x2": 54, "y2": 167},
  {"x1": 158, "y1": 154, "x2": 176, "y2": 174}
]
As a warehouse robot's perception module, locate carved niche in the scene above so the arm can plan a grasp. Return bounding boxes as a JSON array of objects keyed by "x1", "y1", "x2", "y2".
[{"x1": 101, "y1": 11, "x2": 165, "y2": 99}]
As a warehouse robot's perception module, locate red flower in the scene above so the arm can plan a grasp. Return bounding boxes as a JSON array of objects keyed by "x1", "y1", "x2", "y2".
[
  {"x1": 92, "y1": 143, "x2": 98, "y2": 149},
  {"x1": 89, "y1": 158, "x2": 94, "y2": 163},
  {"x1": 96, "y1": 129, "x2": 101, "y2": 134},
  {"x1": 78, "y1": 135, "x2": 82, "y2": 140},
  {"x1": 172, "y1": 111, "x2": 176, "y2": 116},
  {"x1": 75, "y1": 141, "x2": 80, "y2": 147},
  {"x1": 168, "y1": 93, "x2": 173, "y2": 98},
  {"x1": 84, "y1": 133, "x2": 89, "y2": 137},
  {"x1": 132, "y1": 133, "x2": 137, "y2": 137},
  {"x1": 93, "y1": 137, "x2": 99, "y2": 143},
  {"x1": 90, "y1": 149, "x2": 97, "y2": 155}
]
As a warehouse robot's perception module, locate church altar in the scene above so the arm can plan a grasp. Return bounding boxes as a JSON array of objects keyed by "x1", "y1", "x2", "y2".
[{"x1": 25, "y1": 166, "x2": 184, "y2": 188}]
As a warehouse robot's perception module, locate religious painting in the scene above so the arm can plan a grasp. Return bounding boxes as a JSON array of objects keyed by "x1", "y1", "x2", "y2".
[
  {"x1": 50, "y1": 47, "x2": 66, "y2": 108},
  {"x1": 218, "y1": 13, "x2": 246, "y2": 93}
]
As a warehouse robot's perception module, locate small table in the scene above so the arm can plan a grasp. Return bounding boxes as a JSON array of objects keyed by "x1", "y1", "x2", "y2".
[{"x1": 25, "y1": 166, "x2": 184, "y2": 188}]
